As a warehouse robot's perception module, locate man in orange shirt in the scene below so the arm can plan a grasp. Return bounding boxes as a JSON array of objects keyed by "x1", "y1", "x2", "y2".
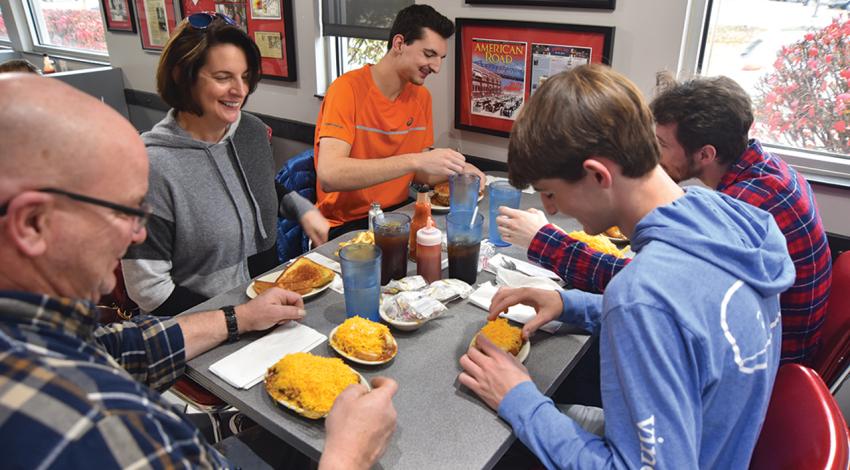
[{"x1": 315, "y1": 5, "x2": 485, "y2": 237}]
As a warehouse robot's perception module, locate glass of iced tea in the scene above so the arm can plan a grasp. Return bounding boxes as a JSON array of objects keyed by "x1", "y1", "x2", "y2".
[
  {"x1": 446, "y1": 210, "x2": 484, "y2": 284},
  {"x1": 374, "y1": 213, "x2": 411, "y2": 285}
]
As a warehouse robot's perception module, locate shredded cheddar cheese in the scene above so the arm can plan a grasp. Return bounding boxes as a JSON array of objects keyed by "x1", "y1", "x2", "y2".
[
  {"x1": 567, "y1": 230, "x2": 628, "y2": 257},
  {"x1": 479, "y1": 318, "x2": 523, "y2": 356},
  {"x1": 265, "y1": 353, "x2": 358, "y2": 417},
  {"x1": 331, "y1": 316, "x2": 395, "y2": 361}
]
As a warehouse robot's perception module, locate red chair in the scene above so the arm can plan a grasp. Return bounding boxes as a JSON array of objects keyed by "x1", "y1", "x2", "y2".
[
  {"x1": 750, "y1": 363, "x2": 850, "y2": 470},
  {"x1": 170, "y1": 377, "x2": 231, "y2": 443},
  {"x1": 813, "y1": 251, "x2": 850, "y2": 389}
]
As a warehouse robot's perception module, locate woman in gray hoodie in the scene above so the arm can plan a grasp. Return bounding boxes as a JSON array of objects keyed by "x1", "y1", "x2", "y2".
[{"x1": 122, "y1": 13, "x2": 328, "y2": 315}]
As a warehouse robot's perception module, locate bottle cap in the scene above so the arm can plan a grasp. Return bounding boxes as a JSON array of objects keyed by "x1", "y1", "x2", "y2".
[{"x1": 416, "y1": 218, "x2": 442, "y2": 246}]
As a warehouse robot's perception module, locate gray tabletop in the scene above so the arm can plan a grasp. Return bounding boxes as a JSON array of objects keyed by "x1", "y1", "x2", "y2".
[{"x1": 185, "y1": 181, "x2": 590, "y2": 470}]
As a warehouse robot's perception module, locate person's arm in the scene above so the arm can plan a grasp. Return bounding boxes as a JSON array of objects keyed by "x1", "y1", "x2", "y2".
[
  {"x1": 177, "y1": 287, "x2": 306, "y2": 361},
  {"x1": 488, "y1": 287, "x2": 603, "y2": 338},
  {"x1": 275, "y1": 183, "x2": 329, "y2": 246},
  {"x1": 528, "y1": 224, "x2": 631, "y2": 293},
  {"x1": 413, "y1": 161, "x2": 487, "y2": 191},
  {"x1": 316, "y1": 137, "x2": 465, "y2": 192},
  {"x1": 320, "y1": 377, "x2": 399, "y2": 470}
]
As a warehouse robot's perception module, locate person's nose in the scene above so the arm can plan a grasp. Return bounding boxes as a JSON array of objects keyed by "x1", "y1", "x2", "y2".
[
  {"x1": 130, "y1": 225, "x2": 147, "y2": 244},
  {"x1": 430, "y1": 56, "x2": 442, "y2": 74},
  {"x1": 540, "y1": 193, "x2": 558, "y2": 215}
]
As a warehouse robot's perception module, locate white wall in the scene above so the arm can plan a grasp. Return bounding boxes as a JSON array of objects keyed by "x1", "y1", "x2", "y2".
[{"x1": 104, "y1": 0, "x2": 850, "y2": 237}]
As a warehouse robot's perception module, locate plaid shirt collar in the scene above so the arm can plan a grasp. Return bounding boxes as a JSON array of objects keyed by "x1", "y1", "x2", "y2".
[
  {"x1": 716, "y1": 139, "x2": 766, "y2": 192},
  {"x1": 0, "y1": 290, "x2": 101, "y2": 344}
]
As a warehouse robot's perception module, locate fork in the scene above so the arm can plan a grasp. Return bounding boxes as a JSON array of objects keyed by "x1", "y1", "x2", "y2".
[{"x1": 499, "y1": 257, "x2": 519, "y2": 272}]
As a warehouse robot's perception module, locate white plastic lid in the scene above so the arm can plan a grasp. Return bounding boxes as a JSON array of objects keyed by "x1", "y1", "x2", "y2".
[{"x1": 417, "y1": 225, "x2": 442, "y2": 246}]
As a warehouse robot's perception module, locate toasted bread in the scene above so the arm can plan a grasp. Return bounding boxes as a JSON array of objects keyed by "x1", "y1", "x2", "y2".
[
  {"x1": 275, "y1": 257, "x2": 334, "y2": 294},
  {"x1": 431, "y1": 181, "x2": 450, "y2": 206}
]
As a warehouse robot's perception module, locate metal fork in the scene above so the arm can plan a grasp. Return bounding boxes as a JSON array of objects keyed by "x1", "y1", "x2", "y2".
[{"x1": 499, "y1": 257, "x2": 519, "y2": 272}]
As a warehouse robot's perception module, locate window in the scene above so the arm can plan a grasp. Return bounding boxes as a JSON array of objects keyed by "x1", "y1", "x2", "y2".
[
  {"x1": 0, "y1": 5, "x2": 9, "y2": 42},
  {"x1": 26, "y1": 0, "x2": 107, "y2": 54},
  {"x1": 698, "y1": 0, "x2": 849, "y2": 168},
  {"x1": 320, "y1": 0, "x2": 411, "y2": 82}
]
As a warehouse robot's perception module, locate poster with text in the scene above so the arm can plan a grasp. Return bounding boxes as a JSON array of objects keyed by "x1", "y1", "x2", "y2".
[
  {"x1": 470, "y1": 39, "x2": 527, "y2": 121},
  {"x1": 255, "y1": 31, "x2": 283, "y2": 59},
  {"x1": 250, "y1": 0, "x2": 280, "y2": 19},
  {"x1": 144, "y1": 0, "x2": 170, "y2": 47},
  {"x1": 530, "y1": 43, "x2": 591, "y2": 95}
]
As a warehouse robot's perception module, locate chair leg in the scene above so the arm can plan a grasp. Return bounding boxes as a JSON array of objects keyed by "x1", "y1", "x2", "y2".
[{"x1": 208, "y1": 411, "x2": 223, "y2": 443}]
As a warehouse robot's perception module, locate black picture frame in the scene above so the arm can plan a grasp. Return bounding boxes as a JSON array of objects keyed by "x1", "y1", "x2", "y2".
[
  {"x1": 101, "y1": 0, "x2": 137, "y2": 33},
  {"x1": 465, "y1": 0, "x2": 615, "y2": 10},
  {"x1": 455, "y1": 18, "x2": 614, "y2": 138}
]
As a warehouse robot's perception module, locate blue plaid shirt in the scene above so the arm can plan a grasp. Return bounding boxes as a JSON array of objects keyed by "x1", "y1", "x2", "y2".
[{"x1": 0, "y1": 291, "x2": 233, "y2": 469}]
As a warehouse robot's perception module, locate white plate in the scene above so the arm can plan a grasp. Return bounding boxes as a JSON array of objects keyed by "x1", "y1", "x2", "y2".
[
  {"x1": 430, "y1": 194, "x2": 484, "y2": 213},
  {"x1": 266, "y1": 368, "x2": 369, "y2": 419},
  {"x1": 329, "y1": 325, "x2": 398, "y2": 365},
  {"x1": 471, "y1": 335, "x2": 530, "y2": 363},
  {"x1": 246, "y1": 268, "x2": 333, "y2": 300},
  {"x1": 378, "y1": 303, "x2": 425, "y2": 331}
]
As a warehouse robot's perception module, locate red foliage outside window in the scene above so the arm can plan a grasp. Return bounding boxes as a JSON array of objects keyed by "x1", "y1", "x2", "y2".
[
  {"x1": 42, "y1": 8, "x2": 106, "y2": 52},
  {"x1": 754, "y1": 15, "x2": 850, "y2": 154}
]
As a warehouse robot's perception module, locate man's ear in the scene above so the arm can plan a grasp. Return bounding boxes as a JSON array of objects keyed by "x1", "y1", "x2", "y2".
[
  {"x1": 582, "y1": 158, "x2": 613, "y2": 189},
  {"x1": 4, "y1": 192, "x2": 52, "y2": 257},
  {"x1": 390, "y1": 34, "x2": 405, "y2": 53},
  {"x1": 695, "y1": 144, "x2": 718, "y2": 166}
]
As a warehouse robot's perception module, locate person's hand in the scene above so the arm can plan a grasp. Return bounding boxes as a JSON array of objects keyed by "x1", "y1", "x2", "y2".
[
  {"x1": 300, "y1": 209, "x2": 330, "y2": 247},
  {"x1": 458, "y1": 335, "x2": 532, "y2": 411},
  {"x1": 415, "y1": 148, "x2": 466, "y2": 177},
  {"x1": 235, "y1": 287, "x2": 305, "y2": 333},
  {"x1": 489, "y1": 287, "x2": 563, "y2": 340},
  {"x1": 463, "y1": 163, "x2": 487, "y2": 192},
  {"x1": 321, "y1": 377, "x2": 399, "y2": 470},
  {"x1": 496, "y1": 207, "x2": 548, "y2": 249}
]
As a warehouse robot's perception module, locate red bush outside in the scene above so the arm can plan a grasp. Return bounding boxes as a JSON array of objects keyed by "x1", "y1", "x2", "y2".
[
  {"x1": 42, "y1": 8, "x2": 106, "y2": 52},
  {"x1": 754, "y1": 15, "x2": 850, "y2": 155},
  {"x1": 0, "y1": 12, "x2": 9, "y2": 39}
]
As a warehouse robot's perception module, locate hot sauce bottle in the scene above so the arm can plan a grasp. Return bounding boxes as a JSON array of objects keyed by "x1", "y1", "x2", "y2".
[
  {"x1": 416, "y1": 218, "x2": 442, "y2": 283},
  {"x1": 409, "y1": 185, "x2": 432, "y2": 260}
]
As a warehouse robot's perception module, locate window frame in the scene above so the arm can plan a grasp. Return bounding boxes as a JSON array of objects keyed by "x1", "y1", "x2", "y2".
[
  {"x1": 0, "y1": 0, "x2": 110, "y2": 64},
  {"x1": 681, "y1": 0, "x2": 850, "y2": 183}
]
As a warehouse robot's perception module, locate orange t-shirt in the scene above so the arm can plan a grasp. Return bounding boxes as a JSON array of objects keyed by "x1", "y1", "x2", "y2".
[{"x1": 314, "y1": 65, "x2": 434, "y2": 227}]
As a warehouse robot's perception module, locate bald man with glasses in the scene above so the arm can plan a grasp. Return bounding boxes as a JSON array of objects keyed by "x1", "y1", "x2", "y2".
[{"x1": 0, "y1": 74, "x2": 397, "y2": 469}]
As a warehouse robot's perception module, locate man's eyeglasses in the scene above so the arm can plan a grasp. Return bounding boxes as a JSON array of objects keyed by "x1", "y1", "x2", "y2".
[
  {"x1": 0, "y1": 187, "x2": 151, "y2": 233},
  {"x1": 187, "y1": 12, "x2": 236, "y2": 30}
]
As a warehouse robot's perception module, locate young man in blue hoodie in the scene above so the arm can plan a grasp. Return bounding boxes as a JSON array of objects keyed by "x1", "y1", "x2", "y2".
[{"x1": 459, "y1": 64, "x2": 796, "y2": 469}]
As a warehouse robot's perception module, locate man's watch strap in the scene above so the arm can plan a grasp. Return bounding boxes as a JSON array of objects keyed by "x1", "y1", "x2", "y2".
[{"x1": 222, "y1": 305, "x2": 239, "y2": 343}]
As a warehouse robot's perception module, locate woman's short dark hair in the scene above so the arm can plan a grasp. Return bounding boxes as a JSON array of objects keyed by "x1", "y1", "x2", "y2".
[
  {"x1": 386, "y1": 4, "x2": 454, "y2": 50},
  {"x1": 650, "y1": 76, "x2": 753, "y2": 165},
  {"x1": 508, "y1": 64, "x2": 660, "y2": 188},
  {"x1": 157, "y1": 18, "x2": 261, "y2": 116}
]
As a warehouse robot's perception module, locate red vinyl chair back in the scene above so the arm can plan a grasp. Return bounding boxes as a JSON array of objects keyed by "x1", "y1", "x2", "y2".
[
  {"x1": 814, "y1": 251, "x2": 850, "y2": 388},
  {"x1": 750, "y1": 363, "x2": 850, "y2": 470}
]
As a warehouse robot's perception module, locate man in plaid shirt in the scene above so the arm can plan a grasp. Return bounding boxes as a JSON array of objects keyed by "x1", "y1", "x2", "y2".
[
  {"x1": 0, "y1": 75, "x2": 398, "y2": 469},
  {"x1": 497, "y1": 76, "x2": 831, "y2": 366}
]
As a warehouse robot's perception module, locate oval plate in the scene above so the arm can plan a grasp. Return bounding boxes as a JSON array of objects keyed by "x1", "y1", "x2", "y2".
[
  {"x1": 378, "y1": 302, "x2": 424, "y2": 331},
  {"x1": 266, "y1": 368, "x2": 369, "y2": 419},
  {"x1": 329, "y1": 325, "x2": 398, "y2": 365},
  {"x1": 246, "y1": 268, "x2": 333, "y2": 300}
]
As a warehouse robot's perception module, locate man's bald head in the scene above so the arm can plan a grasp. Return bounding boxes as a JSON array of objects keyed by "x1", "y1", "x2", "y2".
[{"x1": 0, "y1": 74, "x2": 147, "y2": 199}]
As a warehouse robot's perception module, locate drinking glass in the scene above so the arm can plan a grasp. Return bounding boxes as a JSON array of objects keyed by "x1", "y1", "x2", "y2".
[
  {"x1": 374, "y1": 213, "x2": 411, "y2": 285},
  {"x1": 488, "y1": 181, "x2": 522, "y2": 247},
  {"x1": 446, "y1": 210, "x2": 484, "y2": 284},
  {"x1": 449, "y1": 173, "x2": 481, "y2": 214},
  {"x1": 339, "y1": 244, "x2": 382, "y2": 321}
]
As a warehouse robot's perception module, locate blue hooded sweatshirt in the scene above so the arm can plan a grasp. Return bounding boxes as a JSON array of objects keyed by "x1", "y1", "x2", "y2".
[{"x1": 498, "y1": 186, "x2": 796, "y2": 469}]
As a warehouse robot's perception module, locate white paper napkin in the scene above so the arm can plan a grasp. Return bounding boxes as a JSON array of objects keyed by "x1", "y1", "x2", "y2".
[
  {"x1": 468, "y1": 279, "x2": 563, "y2": 334},
  {"x1": 485, "y1": 175, "x2": 535, "y2": 194},
  {"x1": 305, "y1": 252, "x2": 341, "y2": 273},
  {"x1": 208, "y1": 322, "x2": 327, "y2": 389},
  {"x1": 487, "y1": 253, "x2": 562, "y2": 281}
]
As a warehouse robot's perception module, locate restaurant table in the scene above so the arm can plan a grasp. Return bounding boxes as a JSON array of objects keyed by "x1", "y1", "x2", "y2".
[{"x1": 184, "y1": 178, "x2": 591, "y2": 469}]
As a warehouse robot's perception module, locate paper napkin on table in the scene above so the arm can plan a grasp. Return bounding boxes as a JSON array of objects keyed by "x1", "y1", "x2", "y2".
[
  {"x1": 486, "y1": 253, "x2": 562, "y2": 281},
  {"x1": 209, "y1": 322, "x2": 327, "y2": 389},
  {"x1": 468, "y1": 277, "x2": 563, "y2": 334},
  {"x1": 485, "y1": 175, "x2": 535, "y2": 194},
  {"x1": 305, "y1": 252, "x2": 341, "y2": 273}
]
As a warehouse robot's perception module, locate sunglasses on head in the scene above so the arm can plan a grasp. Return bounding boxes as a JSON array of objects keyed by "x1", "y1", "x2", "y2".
[{"x1": 187, "y1": 12, "x2": 236, "y2": 29}]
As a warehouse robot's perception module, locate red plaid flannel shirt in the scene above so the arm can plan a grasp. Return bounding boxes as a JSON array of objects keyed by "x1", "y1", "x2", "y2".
[{"x1": 527, "y1": 140, "x2": 832, "y2": 365}]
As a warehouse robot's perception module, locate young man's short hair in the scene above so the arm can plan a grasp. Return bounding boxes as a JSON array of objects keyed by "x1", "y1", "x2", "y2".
[
  {"x1": 156, "y1": 18, "x2": 261, "y2": 116},
  {"x1": 386, "y1": 4, "x2": 454, "y2": 50},
  {"x1": 508, "y1": 64, "x2": 659, "y2": 188},
  {"x1": 650, "y1": 75, "x2": 753, "y2": 165}
]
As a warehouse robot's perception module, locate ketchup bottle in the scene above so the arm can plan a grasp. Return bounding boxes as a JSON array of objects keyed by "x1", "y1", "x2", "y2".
[
  {"x1": 416, "y1": 218, "x2": 442, "y2": 283},
  {"x1": 409, "y1": 185, "x2": 432, "y2": 260}
]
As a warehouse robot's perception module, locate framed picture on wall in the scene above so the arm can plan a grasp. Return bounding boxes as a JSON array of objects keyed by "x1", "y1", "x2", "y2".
[
  {"x1": 102, "y1": 0, "x2": 137, "y2": 32},
  {"x1": 179, "y1": 0, "x2": 296, "y2": 81},
  {"x1": 135, "y1": 0, "x2": 179, "y2": 51},
  {"x1": 455, "y1": 18, "x2": 614, "y2": 137},
  {"x1": 465, "y1": 0, "x2": 615, "y2": 9}
]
